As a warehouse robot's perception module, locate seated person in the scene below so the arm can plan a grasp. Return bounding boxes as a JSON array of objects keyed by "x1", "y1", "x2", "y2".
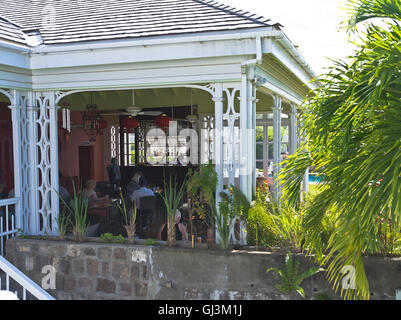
[
  {"x1": 82, "y1": 180, "x2": 110, "y2": 208},
  {"x1": 158, "y1": 210, "x2": 188, "y2": 242},
  {"x1": 132, "y1": 171, "x2": 144, "y2": 185},
  {"x1": 130, "y1": 177, "x2": 154, "y2": 208},
  {"x1": 125, "y1": 175, "x2": 141, "y2": 199},
  {"x1": 131, "y1": 177, "x2": 155, "y2": 232}
]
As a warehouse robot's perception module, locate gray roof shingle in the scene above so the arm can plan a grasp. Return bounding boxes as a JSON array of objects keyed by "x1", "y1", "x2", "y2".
[
  {"x1": 0, "y1": 16, "x2": 26, "y2": 44},
  {"x1": 0, "y1": 0, "x2": 280, "y2": 45}
]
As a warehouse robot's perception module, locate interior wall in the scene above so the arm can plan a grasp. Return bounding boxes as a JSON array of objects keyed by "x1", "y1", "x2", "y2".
[
  {"x1": 0, "y1": 99, "x2": 13, "y2": 192},
  {"x1": 58, "y1": 111, "x2": 106, "y2": 187}
]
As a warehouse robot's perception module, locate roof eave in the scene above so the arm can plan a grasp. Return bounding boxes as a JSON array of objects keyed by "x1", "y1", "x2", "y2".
[{"x1": 0, "y1": 38, "x2": 30, "y2": 52}]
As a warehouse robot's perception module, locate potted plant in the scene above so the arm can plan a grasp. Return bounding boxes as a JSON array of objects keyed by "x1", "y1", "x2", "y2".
[
  {"x1": 160, "y1": 176, "x2": 188, "y2": 247},
  {"x1": 188, "y1": 163, "x2": 218, "y2": 248},
  {"x1": 116, "y1": 193, "x2": 137, "y2": 243},
  {"x1": 217, "y1": 186, "x2": 250, "y2": 249},
  {"x1": 58, "y1": 181, "x2": 89, "y2": 242}
]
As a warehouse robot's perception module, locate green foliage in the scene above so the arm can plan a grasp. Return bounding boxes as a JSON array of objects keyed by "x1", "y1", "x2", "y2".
[
  {"x1": 279, "y1": 0, "x2": 401, "y2": 300},
  {"x1": 161, "y1": 176, "x2": 188, "y2": 221},
  {"x1": 161, "y1": 175, "x2": 188, "y2": 246},
  {"x1": 247, "y1": 194, "x2": 306, "y2": 252},
  {"x1": 56, "y1": 206, "x2": 71, "y2": 240},
  {"x1": 100, "y1": 233, "x2": 125, "y2": 244},
  {"x1": 188, "y1": 163, "x2": 218, "y2": 228},
  {"x1": 116, "y1": 193, "x2": 137, "y2": 242},
  {"x1": 267, "y1": 253, "x2": 324, "y2": 299},
  {"x1": 216, "y1": 189, "x2": 241, "y2": 249},
  {"x1": 145, "y1": 239, "x2": 159, "y2": 246},
  {"x1": 58, "y1": 180, "x2": 89, "y2": 242}
]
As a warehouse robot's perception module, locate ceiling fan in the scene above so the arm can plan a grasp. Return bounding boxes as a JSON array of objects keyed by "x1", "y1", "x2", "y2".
[{"x1": 101, "y1": 89, "x2": 163, "y2": 117}]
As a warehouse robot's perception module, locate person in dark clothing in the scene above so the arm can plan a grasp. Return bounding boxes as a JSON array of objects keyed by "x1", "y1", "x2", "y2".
[
  {"x1": 158, "y1": 210, "x2": 188, "y2": 241},
  {"x1": 125, "y1": 175, "x2": 140, "y2": 199},
  {"x1": 107, "y1": 158, "x2": 121, "y2": 190}
]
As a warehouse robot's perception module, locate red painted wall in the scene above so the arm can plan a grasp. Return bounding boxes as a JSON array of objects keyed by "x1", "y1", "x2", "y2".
[
  {"x1": 0, "y1": 102, "x2": 13, "y2": 191},
  {"x1": 58, "y1": 111, "x2": 106, "y2": 187}
]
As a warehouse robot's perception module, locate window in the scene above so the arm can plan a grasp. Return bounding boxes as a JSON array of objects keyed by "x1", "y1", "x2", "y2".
[
  {"x1": 256, "y1": 113, "x2": 290, "y2": 178},
  {"x1": 122, "y1": 131, "x2": 136, "y2": 166}
]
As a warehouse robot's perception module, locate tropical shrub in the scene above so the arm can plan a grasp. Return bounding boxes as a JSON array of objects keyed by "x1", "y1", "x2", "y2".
[
  {"x1": 267, "y1": 252, "x2": 324, "y2": 299},
  {"x1": 161, "y1": 176, "x2": 188, "y2": 246},
  {"x1": 279, "y1": 0, "x2": 401, "y2": 299},
  {"x1": 247, "y1": 194, "x2": 304, "y2": 252}
]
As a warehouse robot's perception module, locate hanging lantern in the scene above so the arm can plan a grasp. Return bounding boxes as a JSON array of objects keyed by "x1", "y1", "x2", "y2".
[
  {"x1": 121, "y1": 117, "x2": 139, "y2": 133},
  {"x1": 155, "y1": 114, "x2": 171, "y2": 130},
  {"x1": 81, "y1": 102, "x2": 103, "y2": 142}
]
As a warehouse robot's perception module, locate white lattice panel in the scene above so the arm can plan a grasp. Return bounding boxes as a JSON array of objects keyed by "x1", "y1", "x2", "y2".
[
  {"x1": 18, "y1": 95, "x2": 31, "y2": 234},
  {"x1": 34, "y1": 93, "x2": 59, "y2": 235}
]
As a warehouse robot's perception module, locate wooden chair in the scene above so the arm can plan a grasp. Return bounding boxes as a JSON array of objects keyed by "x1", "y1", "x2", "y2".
[{"x1": 136, "y1": 196, "x2": 156, "y2": 238}]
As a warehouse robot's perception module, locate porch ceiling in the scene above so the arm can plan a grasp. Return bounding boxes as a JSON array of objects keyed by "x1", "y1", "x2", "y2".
[{"x1": 59, "y1": 87, "x2": 283, "y2": 114}]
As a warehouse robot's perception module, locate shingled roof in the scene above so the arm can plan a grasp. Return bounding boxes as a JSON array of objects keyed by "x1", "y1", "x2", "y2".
[
  {"x1": 0, "y1": 16, "x2": 26, "y2": 45},
  {"x1": 0, "y1": 0, "x2": 280, "y2": 46}
]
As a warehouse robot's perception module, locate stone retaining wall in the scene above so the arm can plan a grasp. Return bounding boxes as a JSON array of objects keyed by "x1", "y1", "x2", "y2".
[{"x1": 5, "y1": 238, "x2": 401, "y2": 300}]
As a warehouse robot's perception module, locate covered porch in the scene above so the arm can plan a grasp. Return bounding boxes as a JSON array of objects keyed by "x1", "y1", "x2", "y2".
[
  {"x1": 0, "y1": 80, "x2": 307, "y2": 249},
  {"x1": 0, "y1": 27, "x2": 316, "y2": 251}
]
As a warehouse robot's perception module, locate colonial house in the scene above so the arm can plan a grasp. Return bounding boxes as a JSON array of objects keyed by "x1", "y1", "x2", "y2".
[{"x1": 0, "y1": 0, "x2": 316, "y2": 251}]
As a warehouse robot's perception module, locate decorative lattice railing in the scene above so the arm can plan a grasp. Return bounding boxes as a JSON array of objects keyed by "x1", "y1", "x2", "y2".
[{"x1": 0, "y1": 198, "x2": 19, "y2": 257}]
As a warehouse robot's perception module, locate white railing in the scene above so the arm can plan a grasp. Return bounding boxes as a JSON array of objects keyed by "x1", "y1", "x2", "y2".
[
  {"x1": 0, "y1": 256, "x2": 55, "y2": 300},
  {"x1": 0, "y1": 198, "x2": 20, "y2": 256}
]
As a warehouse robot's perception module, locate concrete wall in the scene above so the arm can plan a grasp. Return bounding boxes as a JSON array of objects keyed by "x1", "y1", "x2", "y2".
[{"x1": 5, "y1": 238, "x2": 401, "y2": 300}]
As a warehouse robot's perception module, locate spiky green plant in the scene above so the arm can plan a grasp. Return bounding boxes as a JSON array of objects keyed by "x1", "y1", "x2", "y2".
[
  {"x1": 55, "y1": 206, "x2": 71, "y2": 241},
  {"x1": 116, "y1": 193, "x2": 137, "y2": 243},
  {"x1": 58, "y1": 180, "x2": 89, "y2": 242},
  {"x1": 267, "y1": 253, "x2": 324, "y2": 299},
  {"x1": 279, "y1": 0, "x2": 401, "y2": 300},
  {"x1": 216, "y1": 186, "x2": 250, "y2": 249},
  {"x1": 161, "y1": 176, "x2": 188, "y2": 246}
]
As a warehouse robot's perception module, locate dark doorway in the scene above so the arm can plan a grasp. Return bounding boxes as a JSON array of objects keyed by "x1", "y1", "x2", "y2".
[{"x1": 79, "y1": 145, "x2": 94, "y2": 186}]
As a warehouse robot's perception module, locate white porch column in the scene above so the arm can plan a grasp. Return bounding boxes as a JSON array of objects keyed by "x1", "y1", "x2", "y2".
[
  {"x1": 289, "y1": 104, "x2": 298, "y2": 155},
  {"x1": 240, "y1": 71, "x2": 255, "y2": 201},
  {"x1": 213, "y1": 83, "x2": 224, "y2": 245},
  {"x1": 8, "y1": 90, "x2": 22, "y2": 232},
  {"x1": 26, "y1": 92, "x2": 39, "y2": 235},
  {"x1": 47, "y1": 93, "x2": 60, "y2": 236},
  {"x1": 272, "y1": 95, "x2": 282, "y2": 200},
  {"x1": 250, "y1": 82, "x2": 258, "y2": 196}
]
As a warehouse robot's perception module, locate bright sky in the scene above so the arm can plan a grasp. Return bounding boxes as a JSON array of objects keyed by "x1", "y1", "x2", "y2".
[{"x1": 219, "y1": 0, "x2": 355, "y2": 76}]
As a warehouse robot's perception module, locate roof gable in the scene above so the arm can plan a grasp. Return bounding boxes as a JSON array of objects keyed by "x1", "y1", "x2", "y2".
[{"x1": 0, "y1": 0, "x2": 279, "y2": 45}]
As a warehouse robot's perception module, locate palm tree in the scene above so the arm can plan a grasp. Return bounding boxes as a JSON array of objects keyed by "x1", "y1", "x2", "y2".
[{"x1": 280, "y1": 0, "x2": 401, "y2": 300}]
